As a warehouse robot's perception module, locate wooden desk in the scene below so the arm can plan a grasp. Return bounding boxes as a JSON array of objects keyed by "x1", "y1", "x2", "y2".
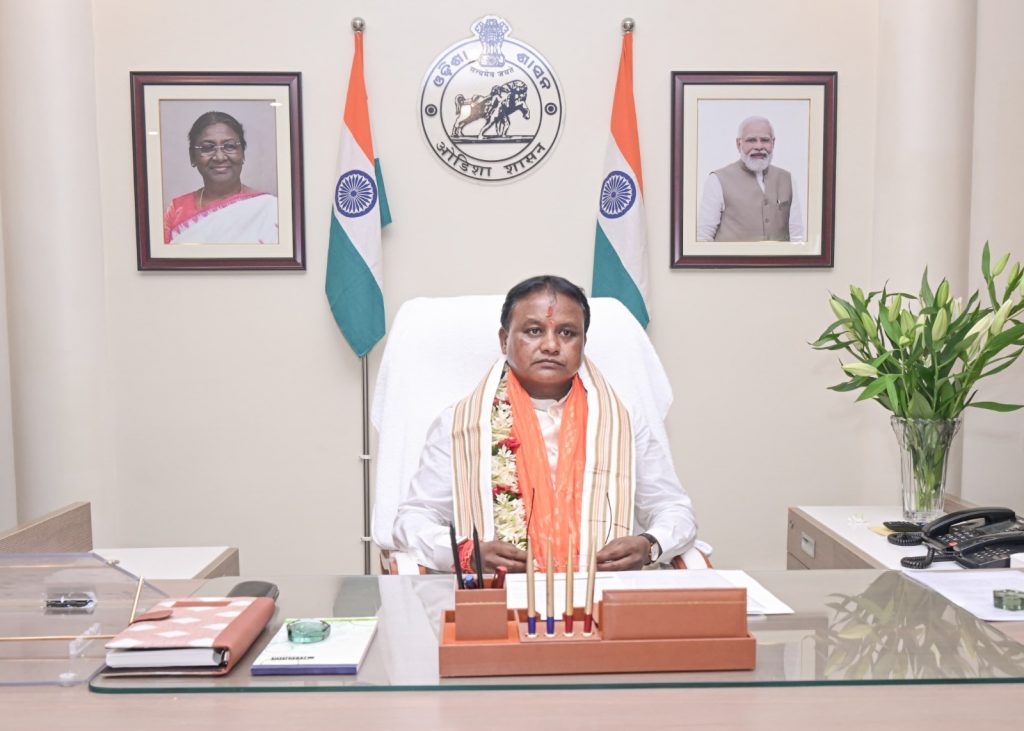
[
  {"x1": 92, "y1": 546, "x2": 240, "y2": 580},
  {"x1": 8, "y1": 670, "x2": 1024, "y2": 730}
]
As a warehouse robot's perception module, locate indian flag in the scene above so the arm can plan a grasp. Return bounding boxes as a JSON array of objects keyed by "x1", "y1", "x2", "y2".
[
  {"x1": 326, "y1": 30, "x2": 392, "y2": 357},
  {"x1": 592, "y1": 30, "x2": 649, "y2": 328}
]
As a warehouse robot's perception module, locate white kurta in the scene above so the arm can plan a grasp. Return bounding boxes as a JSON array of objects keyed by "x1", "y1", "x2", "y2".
[{"x1": 393, "y1": 397, "x2": 697, "y2": 571}]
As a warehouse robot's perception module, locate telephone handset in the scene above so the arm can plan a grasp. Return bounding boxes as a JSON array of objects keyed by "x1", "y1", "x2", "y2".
[
  {"x1": 921, "y1": 507, "x2": 1019, "y2": 550},
  {"x1": 900, "y1": 507, "x2": 1024, "y2": 569},
  {"x1": 952, "y1": 532, "x2": 1024, "y2": 569}
]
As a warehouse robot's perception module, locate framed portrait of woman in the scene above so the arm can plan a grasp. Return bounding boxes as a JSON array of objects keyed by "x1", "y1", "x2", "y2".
[
  {"x1": 670, "y1": 72, "x2": 837, "y2": 268},
  {"x1": 130, "y1": 72, "x2": 304, "y2": 270}
]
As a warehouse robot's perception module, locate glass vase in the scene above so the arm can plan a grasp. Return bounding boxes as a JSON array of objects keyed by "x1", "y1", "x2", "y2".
[{"x1": 891, "y1": 416, "x2": 962, "y2": 522}]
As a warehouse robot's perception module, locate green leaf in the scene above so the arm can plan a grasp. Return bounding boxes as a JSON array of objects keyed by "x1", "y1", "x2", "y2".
[
  {"x1": 979, "y1": 347, "x2": 1024, "y2": 378},
  {"x1": 829, "y1": 380, "x2": 866, "y2": 393},
  {"x1": 856, "y1": 374, "x2": 898, "y2": 402},
  {"x1": 886, "y1": 379, "x2": 901, "y2": 415},
  {"x1": 909, "y1": 391, "x2": 935, "y2": 419},
  {"x1": 879, "y1": 307, "x2": 903, "y2": 345},
  {"x1": 968, "y1": 401, "x2": 1024, "y2": 412},
  {"x1": 919, "y1": 268, "x2": 934, "y2": 307},
  {"x1": 983, "y1": 322, "x2": 1024, "y2": 354},
  {"x1": 982, "y1": 241, "x2": 991, "y2": 279}
]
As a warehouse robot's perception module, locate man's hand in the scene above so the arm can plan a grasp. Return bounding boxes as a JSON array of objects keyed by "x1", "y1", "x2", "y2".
[
  {"x1": 595, "y1": 536, "x2": 650, "y2": 571},
  {"x1": 480, "y1": 540, "x2": 528, "y2": 572}
]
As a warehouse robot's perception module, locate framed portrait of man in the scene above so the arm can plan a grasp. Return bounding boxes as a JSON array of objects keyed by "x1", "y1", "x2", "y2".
[
  {"x1": 670, "y1": 72, "x2": 837, "y2": 268},
  {"x1": 130, "y1": 72, "x2": 305, "y2": 270}
]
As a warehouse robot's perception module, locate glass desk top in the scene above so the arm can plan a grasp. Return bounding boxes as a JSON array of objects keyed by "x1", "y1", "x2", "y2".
[
  {"x1": 89, "y1": 569, "x2": 1024, "y2": 693},
  {"x1": 0, "y1": 553, "x2": 166, "y2": 687}
]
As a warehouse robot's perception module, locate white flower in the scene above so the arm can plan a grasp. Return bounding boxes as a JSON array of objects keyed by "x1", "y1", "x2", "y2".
[
  {"x1": 493, "y1": 492, "x2": 527, "y2": 548},
  {"x1": 491, "y1": 447, "x2": 518, "y2": 487},
  {"x1": 491, "y1": 403, "x2": 513, "y2": 442}
]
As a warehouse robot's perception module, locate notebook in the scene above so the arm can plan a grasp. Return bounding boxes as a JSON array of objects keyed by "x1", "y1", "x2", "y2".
[
  {"x1": 104, "y1": 596, "x2": 275, "y2": 676},
  {"x1": 250, "y1": 617, "x2": 378, "y2": 675}
]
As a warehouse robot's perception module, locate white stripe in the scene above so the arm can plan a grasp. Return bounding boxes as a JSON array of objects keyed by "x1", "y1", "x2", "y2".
[
  {"x1": 579, "y1": 364, "x2": 598, "y2": 563},
  {"x1": 599, "y1": 140, "x2": 649, "y2": 302},
  {"x1": 475, "y1": 360, "x2": 504, "y2": 538},
  {"x1": 334, "y1": 125, "x2": 382, "y2": 287}
]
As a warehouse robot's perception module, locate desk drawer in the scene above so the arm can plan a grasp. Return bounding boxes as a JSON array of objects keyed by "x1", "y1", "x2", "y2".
[
  {"x1": 787, "y1": 509, "x2": 876, "y2": 569},
  {"x1": 787, "y1": 513, "x2": 835, "y2": 569}
]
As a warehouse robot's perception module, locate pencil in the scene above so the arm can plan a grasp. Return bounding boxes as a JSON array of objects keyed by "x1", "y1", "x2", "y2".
[
  {"x1": 584, "y1": 541, "x2": 597, "y2": 635},
  {"x1": 526, "y1": 538, "x2": 536, "y2": 637}
]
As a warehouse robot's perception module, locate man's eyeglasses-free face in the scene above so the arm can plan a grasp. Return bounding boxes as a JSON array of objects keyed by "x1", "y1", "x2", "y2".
[{"x1": 192, "y1": 141, "x2": 243, "y2": 157}]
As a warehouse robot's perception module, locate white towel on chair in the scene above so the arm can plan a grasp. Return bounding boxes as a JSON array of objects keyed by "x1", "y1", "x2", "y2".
[{"x1": 370, "y1": 295, "x2": 673, "y2": 551}]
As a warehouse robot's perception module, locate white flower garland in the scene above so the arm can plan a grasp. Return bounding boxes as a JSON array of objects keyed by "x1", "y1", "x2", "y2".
[{"x1": 491, "y1": 368, "x2": 527, "y2": 548}]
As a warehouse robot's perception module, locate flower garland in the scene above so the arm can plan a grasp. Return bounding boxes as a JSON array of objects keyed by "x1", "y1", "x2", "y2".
[{"x1": 491, "y1": 368, "x2": 527, "y2": 548}]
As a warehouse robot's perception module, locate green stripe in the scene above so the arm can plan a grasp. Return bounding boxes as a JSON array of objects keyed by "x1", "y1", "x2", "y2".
[
  {"x1": 325, "y1": 215, "x2": 384, "y2": 357},
  {"x1": 374, "y1": 158, "x2": 392, "y2": 227},
  {"x1": 592, "y1": 223, "x2": 649, "y2": 328}
]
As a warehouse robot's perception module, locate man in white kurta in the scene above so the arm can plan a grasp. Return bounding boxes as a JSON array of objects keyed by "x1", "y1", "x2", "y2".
[{"x1": 392, "y1": 275, "x2": 696, "y2": 573}]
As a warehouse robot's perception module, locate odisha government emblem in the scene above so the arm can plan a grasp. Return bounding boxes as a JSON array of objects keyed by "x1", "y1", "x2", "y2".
[{"x1": 419, "y1": 16, "x2": 564, "y2": 183}]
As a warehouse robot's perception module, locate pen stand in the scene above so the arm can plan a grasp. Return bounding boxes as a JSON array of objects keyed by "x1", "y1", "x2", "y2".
[
  {"x1": 453, "y1": 587, "x2": 509, "y2": 641},
  {"x1": 440, "y1": 587, "x2": 756, "y2": 678}
]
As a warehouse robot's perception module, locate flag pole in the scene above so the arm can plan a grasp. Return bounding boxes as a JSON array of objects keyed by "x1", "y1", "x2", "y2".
[
  {"x1": 361, "y1": 352, "x2": 371, "y2": 575},
  {"x1": 353, "y1": 14, "x2": 371, "y2": 577},
  {"x1": 621, "y1": 16, "x2": 634, "y2": 33}
]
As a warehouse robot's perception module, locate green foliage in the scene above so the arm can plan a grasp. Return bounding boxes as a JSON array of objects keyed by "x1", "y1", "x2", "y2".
[{"x1": 812, "y1": 243, "x2": 1024, "y2": 418}]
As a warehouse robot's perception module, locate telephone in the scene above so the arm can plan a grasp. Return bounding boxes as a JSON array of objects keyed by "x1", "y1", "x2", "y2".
[{"x1": 899, "y1": 507, "x2": 1024, "y2": 569}]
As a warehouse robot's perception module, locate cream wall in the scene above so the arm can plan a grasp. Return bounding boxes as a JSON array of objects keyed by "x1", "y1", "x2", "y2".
[
  {"x1": 963, "y1": 0, "x2": 1024, "y2": 511},
  {"x1": 0, "y1": 0, "x2": 1017, "y2": 573}
]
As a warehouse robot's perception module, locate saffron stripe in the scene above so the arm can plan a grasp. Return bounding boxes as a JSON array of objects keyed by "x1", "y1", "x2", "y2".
[
  {"x1": 609, "y1": 33, "x2": 643, "y2": 194},
  {"x1": 343, "y1": 32, "x2": 375, "y2": 164}
]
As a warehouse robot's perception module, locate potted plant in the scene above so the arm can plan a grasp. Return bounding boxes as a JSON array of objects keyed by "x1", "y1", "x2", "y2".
[{"x1": 812, "y1": 244, "x2": 1024, "y2": 520}]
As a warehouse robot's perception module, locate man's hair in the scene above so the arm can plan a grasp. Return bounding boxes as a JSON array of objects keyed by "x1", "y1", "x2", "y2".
[
  {"x1": 736, "y1": 115, "x2": 774, "y2": 139},
  {"x1": 500, "y1": 275, "x2": 591, "y2": 333},
  {"x1": 187, "y1": 111, "x2": 248, "y2": 151}
]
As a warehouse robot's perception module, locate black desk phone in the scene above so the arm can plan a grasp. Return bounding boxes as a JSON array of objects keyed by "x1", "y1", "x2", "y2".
[{"x1": 897, "y1": 507, "x2": 1024, "y2": 569}]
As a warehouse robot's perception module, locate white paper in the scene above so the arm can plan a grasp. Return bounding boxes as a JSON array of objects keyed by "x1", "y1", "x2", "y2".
[
  {"x1": 505, "y1": 572, "x2": 623, "y2": 618},
  {"x1": 904, "y1": 569, "x2": 1024, "y2": 621},
  {"x1": 504, "y1": 569, "x2": 793, "y2": 616},
  {"x1": 106, "y1": 647, "x2": 225, "y2": 668}
]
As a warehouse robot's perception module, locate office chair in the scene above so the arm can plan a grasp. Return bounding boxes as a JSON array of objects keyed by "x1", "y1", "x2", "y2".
[{"x1": 370, "y1": 295, "x2": 709, "y2": 573}]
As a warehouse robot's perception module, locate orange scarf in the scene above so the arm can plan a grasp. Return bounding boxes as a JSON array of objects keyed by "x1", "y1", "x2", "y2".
[{"x1": 506, "y1": 369, "x2": 587, "y2": 571}]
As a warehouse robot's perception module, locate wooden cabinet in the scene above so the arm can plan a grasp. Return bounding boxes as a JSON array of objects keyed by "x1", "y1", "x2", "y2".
[{"x1": 787, "y1": 507, "x2": 878, "y2": 569}]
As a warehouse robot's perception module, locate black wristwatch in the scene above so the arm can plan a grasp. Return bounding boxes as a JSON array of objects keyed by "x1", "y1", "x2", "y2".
[{"x1": 639, "y1": 533, "x2": 662, "y2": 565}]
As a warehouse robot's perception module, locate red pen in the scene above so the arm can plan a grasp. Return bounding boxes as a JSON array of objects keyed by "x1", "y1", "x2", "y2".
[{"x1": 492, "y1": 566, "x2": 507, "y2": 589}]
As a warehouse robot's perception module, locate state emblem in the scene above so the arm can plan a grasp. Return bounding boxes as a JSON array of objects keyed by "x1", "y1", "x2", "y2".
[{"x1": 420, "y1": 16, "x2": 564, "y2": 183}]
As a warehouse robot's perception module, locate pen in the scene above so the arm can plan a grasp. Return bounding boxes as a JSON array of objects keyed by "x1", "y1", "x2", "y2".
[
  {"x1": 526, "y1": 539, "x2": 536, "y2": 637},
  {"x1": 493, "y1": 565, "x2": 507, "y2": 590},
  {"x1": 449, "y1": 523, "x2": 465, "y2": 590},
  {"x1": 564, "y1": 539, "x2": 574, "y2": 636},
  {"x1": 545, "y1": 541, "x2": 555, "y2": 637},
  {"x1": 472, "y1": 526, "x2": 485, "y2": 590},
  {"x1": 584, "y1": 540, "x2": 596, "y2": 636}
]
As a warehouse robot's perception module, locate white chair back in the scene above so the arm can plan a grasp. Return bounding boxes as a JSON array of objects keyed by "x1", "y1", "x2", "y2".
[{"x1": 370, "y1": 295, "x2": 674, "y2": 551}]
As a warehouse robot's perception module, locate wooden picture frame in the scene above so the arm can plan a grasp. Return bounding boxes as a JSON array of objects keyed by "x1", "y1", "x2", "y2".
[
  {"x1": 670, "y1": 72, "x2": 837, "y2": 268},
  {"x1": 130, "y1": 72, "x2": 304, "y2": 270}
]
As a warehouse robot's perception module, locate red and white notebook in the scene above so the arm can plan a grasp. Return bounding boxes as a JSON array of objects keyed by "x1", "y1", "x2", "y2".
[{"x1": 104, "y1": 596, "x2": 275, "y2": 676}]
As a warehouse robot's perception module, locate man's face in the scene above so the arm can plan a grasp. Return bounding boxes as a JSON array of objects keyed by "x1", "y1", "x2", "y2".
[
  {"x1": 499, "y1": 289, "x2": 586, "y2": 400},
  {"x1": 736, "y1": 120, "x2": 774, "y2": 173}
]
